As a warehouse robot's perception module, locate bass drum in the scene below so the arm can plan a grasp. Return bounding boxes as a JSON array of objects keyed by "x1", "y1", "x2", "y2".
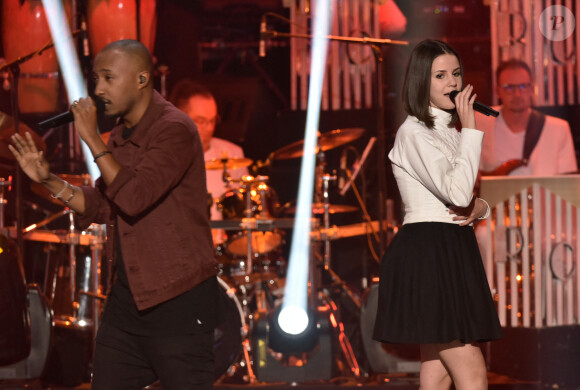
[{"x1": 214, "y1": 276, "x2": 245, "y2": 380}]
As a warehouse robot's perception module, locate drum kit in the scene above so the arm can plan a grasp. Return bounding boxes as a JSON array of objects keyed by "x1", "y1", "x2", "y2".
[
  {"x1": 205, "y1": 127, "x2": 390, "y2": 382},
  {"x1": 207, "y1": 127, "x2": 369, "y2": 281}
]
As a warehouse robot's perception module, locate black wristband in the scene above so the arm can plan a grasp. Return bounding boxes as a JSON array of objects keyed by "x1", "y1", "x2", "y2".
[{"x1": 93, "y1": 150, "x2": 112, "y2": 163}]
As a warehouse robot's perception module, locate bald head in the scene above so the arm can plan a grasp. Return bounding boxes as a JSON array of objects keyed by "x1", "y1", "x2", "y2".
[
  {"x1": 101, "y1": 39, "x2": 154, "y2": 75},
  {"x1": 93, "y1": 39, "x2": 155, "y2": 127}
]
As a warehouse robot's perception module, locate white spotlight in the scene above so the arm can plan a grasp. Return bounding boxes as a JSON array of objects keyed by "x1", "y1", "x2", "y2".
[{"x1": 278, "y1": 305, "x2": 310, "y2": 335}]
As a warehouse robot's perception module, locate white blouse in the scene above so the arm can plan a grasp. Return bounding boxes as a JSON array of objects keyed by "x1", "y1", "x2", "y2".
[{"x1": 388, "y1": 106, "x2": 484, "y2": 225}]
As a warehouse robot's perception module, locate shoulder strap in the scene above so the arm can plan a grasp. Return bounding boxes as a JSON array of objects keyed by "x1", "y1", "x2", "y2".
[{"x1": 522, "y1": 109, "x2": 546, "y2": 165}]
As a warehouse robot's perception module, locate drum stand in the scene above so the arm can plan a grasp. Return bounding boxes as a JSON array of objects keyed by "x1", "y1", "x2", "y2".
[
  {"x1": 231, "y1": 174, "x2": 293, "y2": 383},
  {"x1": 217, "y1": 175, "x2": 259, "y2": 384}
]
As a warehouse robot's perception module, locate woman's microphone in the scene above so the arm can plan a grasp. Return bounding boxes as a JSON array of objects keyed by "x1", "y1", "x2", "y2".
[{"x1": 449, "y1": 90, "x2": 499, "y2": 117}]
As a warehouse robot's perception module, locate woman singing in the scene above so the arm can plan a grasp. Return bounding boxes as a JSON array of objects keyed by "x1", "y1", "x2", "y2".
[{"x1": 373, "y1": 39, "x2": 502, "y2": 390}]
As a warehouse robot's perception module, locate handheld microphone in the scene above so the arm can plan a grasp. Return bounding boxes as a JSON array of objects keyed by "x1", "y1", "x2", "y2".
[
  {"x1": 38, "y1": 99, "x2": 105, "y2": 130},
  {"x1": 449, "y1": 90, "x2": 499, "y2": 117},
  {"x1": 259, "y1": 15, "x2": 267, "y2": 57}
]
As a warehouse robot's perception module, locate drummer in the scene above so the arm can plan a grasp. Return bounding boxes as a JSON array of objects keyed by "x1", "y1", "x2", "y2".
[{"x1": 169, "y1": 80, "x2": 248, "y2": 244}]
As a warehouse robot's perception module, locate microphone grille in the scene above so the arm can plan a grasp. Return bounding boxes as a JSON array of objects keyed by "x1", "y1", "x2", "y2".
[
  {"x1": 95, "y1": 98, "x2": 106, "y2": 114},
  {"x1": 449, "y1": 90, "x2": 459, "y2": 102}
]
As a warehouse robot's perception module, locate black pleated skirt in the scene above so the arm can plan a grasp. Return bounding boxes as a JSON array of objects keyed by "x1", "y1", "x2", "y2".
[{"x1": 373, "y1": 222, "x2": 502, "y2": 344}]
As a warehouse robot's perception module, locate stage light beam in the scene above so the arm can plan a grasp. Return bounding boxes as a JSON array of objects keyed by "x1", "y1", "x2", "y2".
[
  {"x1": 41, "y1": 0, "x2": 99, "y2": 181},
  {"x1": 279, "y1": 0, "x2": 333, "y2": 337}
]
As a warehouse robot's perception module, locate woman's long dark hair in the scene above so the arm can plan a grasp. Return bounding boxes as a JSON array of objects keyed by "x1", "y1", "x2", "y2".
[{"x1": 402, "y1": 39, "x2": 463, "y2": 129}]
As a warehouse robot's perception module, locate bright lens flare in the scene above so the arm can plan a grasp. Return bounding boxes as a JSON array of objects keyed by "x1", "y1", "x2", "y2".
[
  {"x1": 280, "y1": 0, "x2": 333, "y2": 334},
  {"x1": 42, "y1": 0, "x2": 99, "y2": 181},
  {"x1": 278, "y1": 306, "x2": 309, "y2": 335}
]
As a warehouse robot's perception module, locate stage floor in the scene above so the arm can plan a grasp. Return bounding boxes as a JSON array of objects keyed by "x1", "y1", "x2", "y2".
[{"x1": 0, "y1": 372, "x2": 543, "y2": 390}]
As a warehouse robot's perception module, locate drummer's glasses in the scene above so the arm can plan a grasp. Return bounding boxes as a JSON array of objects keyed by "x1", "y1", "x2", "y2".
[
  {"x1": 500, "y1": 83, "x2": 532, "y2": 94},
  {"x1": 193, "y1": 115, "x2": 221, "y2": 127}
]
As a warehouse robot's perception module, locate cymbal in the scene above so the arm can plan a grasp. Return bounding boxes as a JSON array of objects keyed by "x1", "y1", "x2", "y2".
[
  {"x1": 286, "y1": 202, "x2": 358, "y2": 215},
  {"x1": 0, "y1": 111, "x2": 46, "y2": 162},
  {"x1": 30, "y1": 173, "x2": 92, "y2": 205},
  {"x1": 205, "y1": 157, "x2": 253, "y2": 170},
  {"x1": 272, "y1": 128, "x2": 365, "y2": 160}
]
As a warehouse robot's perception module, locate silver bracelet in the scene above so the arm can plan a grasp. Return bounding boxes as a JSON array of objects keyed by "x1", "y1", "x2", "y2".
[
  {"x1": 63, "y1": 186, "x2": 75, "y2": 205},
  {"x1": 477, "y1": 198, "x2": 491, "y2": 220},
  {"x1": 51, "y1": 181, "x2": 70, "y2": 200}
]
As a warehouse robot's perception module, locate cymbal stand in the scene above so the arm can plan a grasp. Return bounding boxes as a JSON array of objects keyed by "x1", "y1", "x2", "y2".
[
  {"x1": 236, "y1": 283, "x2": 257, "y2": 384},
  {"x1": 242, "y1": 176, "x2": 255, "y2": 277},
  {"x1": 237, "y1": 176, "x2": 258, "y2": 383},
  {"x1": 318, "y1": 173, "x2": 361, "y2": 307},
  {"x1": 320, "y1": 174, "x2": 335, "y2": 270},
  {"x1": 221, "y1": 158, "x2": 233, "y2": 186},
  {"x1": 318, "y1": 175, "x2": 361, "y2": 377},
  {"x1": 251, "y1": 176, "x2": 274, "y2": 315},
  {"x1": 318, "y1": 169, "x2": 361, "y2": 307}
]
